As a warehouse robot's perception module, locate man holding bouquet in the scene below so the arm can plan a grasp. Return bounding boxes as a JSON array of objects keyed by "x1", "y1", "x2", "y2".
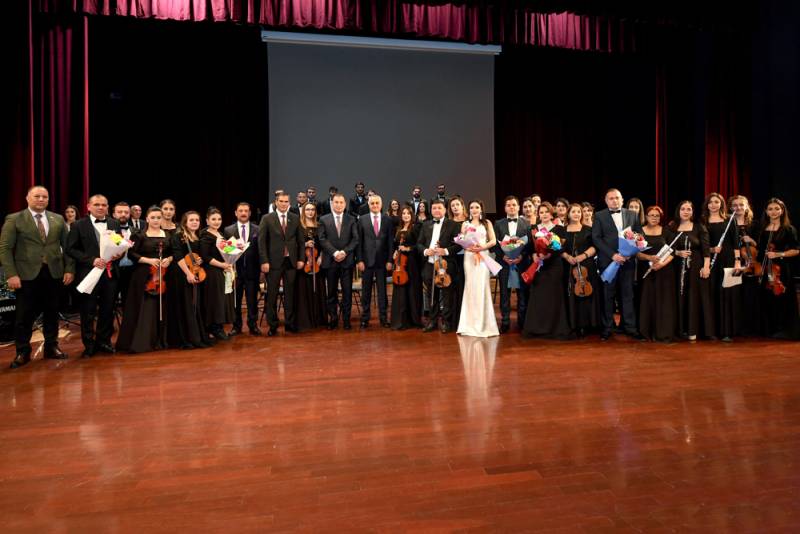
[
  {"x1": 66, "y1": 194, "x2": 122, "y2": 356},
  {"x1": 592, "y1": 188, "x2": 644, "y2": 341},
  {"x1": 493, "y1": 196, "x2": 531, "y2": 333}
]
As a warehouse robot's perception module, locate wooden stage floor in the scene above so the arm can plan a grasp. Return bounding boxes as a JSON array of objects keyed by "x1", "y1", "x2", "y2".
[{"x1": 1, "y1": 326, "x2": 799, "y2": 532}]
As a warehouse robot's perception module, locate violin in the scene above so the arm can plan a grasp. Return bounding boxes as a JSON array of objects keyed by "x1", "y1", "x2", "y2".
[
  {"x1": 572, "y1": 263, "x2": 593, "y2": 297},
  {"x1": 183, "y1": 245, "x2": 206, "y2": 283},
  {"x1": 739, "y1": 234, "x2": 762, "y2": 277},
  {"x1": 392, "y1": 234, "x2": 409, "y2": 286},
  {"x1": 304, "y1": 237, "x2": 320, "y2": 274},
  {"x1": 764, "y1": 242, "x2": 786, "y2": 296},
  {"x1": 433, "y1": 255, "x2": 451, "y2": 288},
  {"x1": 145, "y1": 240, "x2": 167, "y2": 296}
]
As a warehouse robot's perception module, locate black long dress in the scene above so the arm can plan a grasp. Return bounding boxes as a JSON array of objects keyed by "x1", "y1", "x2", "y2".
[
  {"x1": 707, "y1": 220, "x2": 741, "y2": 339},
  {"x1": 295, "y1": 226, "x2": 328, "y2": 331},
  {"x1": 522, "y1": 225, "x2": 574, "y2": 340},
  {"x1": 390, "y1": 225, "x2": 423, "y2": 330},
  {"x1": 675, "y1": 224, "x2": 715, "y2": 339},
  {"x1": 116, "y1": 232, "x2": 172, "y2": 353},
  {"x1": 563, "y1": 225, "x2": 599, "y2": 335},
  {"x1": 638, "y1": 228, "x2": 679, "y2": 342},
  {"x1": 167, "y1": 232, "x2": 211, "y2": 349},
  {"x1": 757, "y1": 225, "x2": 800, "y2": 340},
  {"x1": 449, "y1": 219, "x2": 467, "y2": 330},
  {"x1": 736, "y1": 222, "x2": 762, "y2": 337},
  {"x1": 199, "y1": 229, "x2": 235, "y2": 329}
]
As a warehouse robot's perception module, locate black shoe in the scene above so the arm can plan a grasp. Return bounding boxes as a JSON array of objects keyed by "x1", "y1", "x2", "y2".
[
  {"x1": 360, "y1": 321, "x2": 368, "y2": 329},
  {"x1": 423, "y1": 322, "x2": 436, "y2": 333},
  {"x1": 249, "y1": 326, "x2": 262, "y2": 336},
  {"x1": 327, "y1": 323, "x2": 337, "y2": 330},
  {"x1": 440, "y1": 324, "x2": 450, "y2": 334},
  {"x1": 499, "y1": 323, "x2": 510, "y2": 334},
  {"x1": 627, "y1": 332, "x2": 646, "y2": 341},
  {"x1": 267, "y1": 327, "x2": 278, "y2": 337},
  {"x1": 721, "y1": 336, "x2": 733, "y2": 343},
  {"x1": 343, "y1": 322, "x2": 352, "y2": 330},
  {"x1": 381, "y1": 321, "x2": 391, "y2": 328},
  {"x1": 96, "y1": 343, "x2": 116, "y2": 355},
  {"x1": 211, "y1": 329, "x2": 229, "y2": 341},
  {"x1": 229, "y1": 327, "x2": 243, "y2": 336},
  {"x1": 44, "y1": 346, "x2": 68, "y2": 360},
  {"x1": 10, "y1": 353, "x2": 31, "y2": 369},
  {"x1": 600, "y1": 332, "x2": 611, "y2": 341},
  {"x1": 82, "y1": 345, "x2": 96, "y2": 358},
  {"x1": 285, "y1": 326, "x2": 298, "y2": 334}
]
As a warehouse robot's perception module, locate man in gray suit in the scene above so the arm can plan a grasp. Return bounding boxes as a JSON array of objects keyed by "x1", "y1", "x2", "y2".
[
  {"x1": 318, "y1": 194, "x2": 359, "y2": 329},
  {"x1": 356, "y1": 195, "x2": 394, "y2": 329},
  {"x1": 0, "y1": 186, "x2": 75, "y2": 368}
]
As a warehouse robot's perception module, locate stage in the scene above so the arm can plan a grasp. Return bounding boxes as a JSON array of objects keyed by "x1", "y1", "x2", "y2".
[{"x1": 1, "y1": 325, "x2": 798, "y2": 531}]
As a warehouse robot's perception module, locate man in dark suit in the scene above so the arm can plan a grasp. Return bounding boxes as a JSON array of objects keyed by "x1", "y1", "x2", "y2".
[
  {"x1": 349, "y1": 182, "x2": 367, "y2": 217},
  {"x1": 318, "y1": 193, "x2": 359, "y2": 329},
  {"x1": 112, "y1": 201, "x2": 137, "y2": 308},
  {"x1": 0, "y1": 186, "x2": 75, "y2": 368},
  {"x1": 289, "y1": 190, "x2": 308, "y2": 216},
  {"x1": 493, "y1": 195, "x2": 531, "y2": 333},
  {"x1": 409, "y1": 185, "x2": 424, "y2": 215},
  {"x1": 357, "y1": 190, "x2": 375, "y2": 217},
  {"x1": 259, "y1": 192, "x2": 305, "y2": 336},
  {"x1": 129, "y1": 204, "x2": 144, "y2": 232},
  {"x1": 592, "y1": 188, "x2": 644, "y2": 341},
  {"x1": 429, "y1": 183, "x2": 449, "y2": 208},
  {"x1": 224, "y1": 202, "x2": 261, "y2": 336},
  {"x1": 306, "y1": 186, "x2": 318, "y2": 207},
  {"x1": 356, "y1": 195, "x2": 394, "y2": 328},
  {"x1": 66, "y1": 194, "x2": 122, "y2": 357},
  {"x1": 318, "y1": 186, "x2": 338, "y2": 217},
  {"x1": 417, "y1": 199, "x2": 461, "y2": 333}
]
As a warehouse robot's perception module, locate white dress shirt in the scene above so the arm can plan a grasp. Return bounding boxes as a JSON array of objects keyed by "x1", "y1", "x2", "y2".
[{"x1": 428, "y1": 220, "x2": 444, "y2": 264}]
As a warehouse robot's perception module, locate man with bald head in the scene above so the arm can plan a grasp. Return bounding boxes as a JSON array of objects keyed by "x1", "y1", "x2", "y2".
[
  {"x1": 0, "y1": 186, "x2": 75, "y2": 368},
  {"x1": 356, "y1": 194, "x2": 394, "y2": 328}
]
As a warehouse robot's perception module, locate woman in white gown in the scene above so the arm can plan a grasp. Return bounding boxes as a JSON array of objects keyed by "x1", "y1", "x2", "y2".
[{"x1": 458, "y1": 200, "x2": 500, "y2": 337}]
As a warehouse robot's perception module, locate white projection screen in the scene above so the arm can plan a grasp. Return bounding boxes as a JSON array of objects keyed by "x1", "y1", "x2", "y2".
[{"x1": 267, "y1": 37, "x2": 497, "y2": 212}]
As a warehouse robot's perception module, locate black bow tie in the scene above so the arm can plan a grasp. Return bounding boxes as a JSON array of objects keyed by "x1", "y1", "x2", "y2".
[
  {"x1": 433, "y1": 219, "x2": 441, "y2": 224},
  {"x1": 94, "y1": 219, "x2": 107, "y2": 223},
  {"x1": 508, "y1": 218, "x2": 518, "y2": 222},
  {"x1": 120, "y1": 224, "x2": 129, "y2": 230},
  {"x1": 609, "y1": 210, "x2": 621, "y2": 214}
]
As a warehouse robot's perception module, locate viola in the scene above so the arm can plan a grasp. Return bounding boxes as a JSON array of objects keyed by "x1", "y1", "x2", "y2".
[
  {"x1": 572, "y1": 263, "x2": 593, "y2": 297},
  {"x1": 145, "y1": 241, "x2": 167, "y2": 296},
  {"x1": 392, "y1": 236, "x2": 409, "y2": 286},
  {"x1": 764, "y1": 243, "x2": 786, "y2": 296},
  {"x1": 184, "y1": 251, "x2": 206, "y2": 282},
  {"x1": 433, "y1": 255, "x2": 451, "y2": 288}
]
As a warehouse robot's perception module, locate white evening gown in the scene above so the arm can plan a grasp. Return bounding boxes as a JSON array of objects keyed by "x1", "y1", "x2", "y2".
[{"x1": 457, "y1": 223, "x2": 500, "y2": 337}]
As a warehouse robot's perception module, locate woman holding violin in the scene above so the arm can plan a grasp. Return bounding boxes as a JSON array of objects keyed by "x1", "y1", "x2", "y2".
[
  {"x1": 200, "y1": 208, "x2": 235, "y2": 341},
  {"x1": 522, "y1": 202, "x2": 573, "y2": 339},
  {"x1": 637, "y1": 206, "x2": 678, "y2": 342},
  {"x1": 730, "y1": 195, "x2": 761, "y2": 336},
  {"x1": 756, "y1": 198, "x2": 800, "y2": 339},
  {"x1": 562, "y1": 203, "x2": 599, "y2": 338},
  {"x1": 167, "y1": 211, "x2": 211, "y2": 349},
  {"x1": 116, "y1": 206, "x2": 173, "y2": 353},
  {"x1": 295, "y1": 202, "x2": 328, "y2": 331},
  {"x1": 390, "y1": 206, "x2": 423, "y2": 330}
]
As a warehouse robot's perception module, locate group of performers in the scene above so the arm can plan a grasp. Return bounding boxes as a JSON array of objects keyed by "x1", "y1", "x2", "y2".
[{"x1": 1, "y1": 184, "x2": 798, "y2": 368}]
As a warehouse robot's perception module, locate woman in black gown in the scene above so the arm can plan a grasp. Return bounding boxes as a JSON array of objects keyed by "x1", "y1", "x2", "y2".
[
  {"x1": 447, "y1": 196, "x2": 468, "y2": 330},
  {"x1": 671, "y1": 201, "x2": 715, "y2": 341},
  {"x1": 522, "y1": 202, "x2": 573, "y2": 340},
  {"x1": 756, "y1": 198, "x2": 800, "y2": 339},
  {"x1": 116, "y1": 206, "x2": 173, "y2": 353},
  {"x1": 730, "y1": 195, "x2": 761, "y2": 337},
  {"x1": 199, "y1": 207, "x2": 235, "y2": 340},
  {"x1": 702, "y1": 193, "x2": 742, "y2": 342},
  {"x1": 391, "y1": 206, "x2": 423, "y2": 330},
  {"x1": 562, "y1": 204, "x2": 599, "y2": 338},
  {"x1": 637, "y1": 206, "x2": 678, "y2": 342},
  {"x1": 296, "y1": 203, "x2": 328, "y2": 331},
  {"x1": 168, "y1": 211, "x2": 211, "y2": 349}
]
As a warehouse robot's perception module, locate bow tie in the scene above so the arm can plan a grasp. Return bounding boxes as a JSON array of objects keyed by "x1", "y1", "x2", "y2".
[
  {"x1": 609, "y1": 210, "x2": 621, "y2": 214},
  {"x1": 120, "y1": 225, "x2": 129, "y2": 230},
  {"x1": 433, "y1": 219, "x2": 441, "y2": 224},
  {"x1": 508, "y1": 218, "x2": 518, "y2": 222},
  {"x1": 94, "y1": 219, "x2": 107, "y2": 223}
]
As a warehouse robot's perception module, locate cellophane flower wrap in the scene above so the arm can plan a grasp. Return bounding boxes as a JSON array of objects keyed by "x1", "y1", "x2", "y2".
[
  {"x1": 217, "y1": 237, "x2": 249, "y2": 296},
  {"x1": 500, "y1": 235, "x2": 528, "y2": 289},
  {"x1": 77, "y1": 230, "x2": 134, "y2": 294},
  {"x1": 453, "y1": 225, "x2": 503, "y2": 276},
  {"x1": 600, "y1": 226, "x2": 649, "y2": 283},
  {"x1": 521, "y1": 228, "x2": 562, "y2": 284}
]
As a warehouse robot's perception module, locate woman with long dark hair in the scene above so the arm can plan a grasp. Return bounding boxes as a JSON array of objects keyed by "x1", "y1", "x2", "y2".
[
  {"x1": 390, "y1": 205, "x2": 423, "y2": 330},
  {"x1": 296, "y1": 202, "x2": 328, "y2": 331},
  {"x1": 457, "y1": 200, "x2": 499, "y2": 337},
  {"x1": 199, "y1": 207, "x2": 235, "y2": 340},
  {"x1": 702, "y1": 193, "x2": 741, "y2": 341}
]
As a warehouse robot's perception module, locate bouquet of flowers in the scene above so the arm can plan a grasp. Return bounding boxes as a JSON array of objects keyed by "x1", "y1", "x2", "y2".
[
  {"x1": 77, "y1": 230, "x2": 134, "y2": 294},
  {"x1": 500, "y1": 235, "x2": 528, "y2": 289},
  {"x1": 453, "y1": 226, "x2": 503, "y2": 276},
  {"x1": 217, "y1": 237, "x2": 249, "y2": 299},
  {"x1": 600, "y1": 226, "x2": 649, "y2": 283},
  {"x1": 521, "y1": 228, "x2": 561, "y2": 284}
]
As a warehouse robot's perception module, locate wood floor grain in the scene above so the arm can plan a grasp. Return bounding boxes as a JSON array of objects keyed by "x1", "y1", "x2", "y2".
[{"x1": 1, "y1": 327, "x2": 798, "y2": 532}]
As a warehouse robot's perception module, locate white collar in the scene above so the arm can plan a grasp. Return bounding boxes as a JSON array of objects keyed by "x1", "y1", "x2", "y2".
[{"x1": 28, "y1": 208, "x2": 46, "y2": 219}]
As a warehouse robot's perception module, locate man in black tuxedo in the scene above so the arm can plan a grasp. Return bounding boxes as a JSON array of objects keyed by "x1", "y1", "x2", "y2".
[
  {"x1": 66, "y1": 194, "x2": 122, "y2": 357},
  {"x1": 112, "y1": 201, "x2": 136, "y2": 308},
  {"x1": 429, "y1": 183, "x2": 448, "y2": 208},
  {"x1": 318, "y1": 186, "x2": 338, "y2": 217},
  {"x1": 349, "y1": 182, "x2": 367, "y2": 217},
  {"x1": 356, "y1": 195, "x2": 394, "y2": 328},
  {"x1": 318, "y1": 193, "x2": 359, "y2": 329},
  {"x1": 592, "y1": 188, "x2": 644, "y2": 341},
  {"x1": 417, "y1": 199, "x2": 461, "y2": 333},
  {"x1": 224, "y1": 202, "x2": 261, "y2": 336},
  {"x1": 258, "y1": 192, "x2": 305, "y2": 336},
  {"x1": 289, "y1": 190, "x2": 308, "y2": 215},
  {"x1": 493, "y1": 195, "x2": 531, "y2": 333},
  {"x1": 409, "y1": 185, "x2": 424, "y2": 215},
  {"x1": 306, "y1": 186, "x2": 318, "y2": 207}
]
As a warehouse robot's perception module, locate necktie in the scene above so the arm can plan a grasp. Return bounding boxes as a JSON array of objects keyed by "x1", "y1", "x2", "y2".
[
  {"x1": 373, "y1": 215, "x2": 379, "y2": 237},
  {"x1": 280, "y1": 213, "x2": 286, "y2": 233},
  {"x1": 35, "y1": 213, "x2": 46, "y2": 241},
  {"x1": 241, "y1": 224, "x2": 247, "y2": 242},
  {"x1": 335, "y1": 215, "x2": 342, "y2": 237}
]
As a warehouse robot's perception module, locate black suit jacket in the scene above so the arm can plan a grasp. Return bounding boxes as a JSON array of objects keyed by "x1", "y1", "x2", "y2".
[
  {"x1": 318, "y1": 198, "x2": 335, "y2": 217},
  {"x1": 258, "y1": 211, "x2": 304, "y2": 266},
  {"x1": 318, "y1": 213, "x2": 359, "y2": 269},
  {"x1": 224, "y1": 221, "x2": 260, "y2": 280},
  {"x1": 493, "y1": 217, "x2": 532, "y2": 271},
  {"x1": 429, "y1": 195, "x2": 449, "y2": 209},
  {"x1": 66, "y1": 216, "x2": 122, "y2": 282},
  {"x1": 356, "y1": 213, "x2": 394, "y2": 268},
  {"x1": 349, "y1": 195, "x2": 366, "y2": 217},
  {"x1": 416, "y1": 219, "x2": 461, "y2": 275},
  {"x1": 591, "y1": 208, "x2": 643, "y2": 269}
]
